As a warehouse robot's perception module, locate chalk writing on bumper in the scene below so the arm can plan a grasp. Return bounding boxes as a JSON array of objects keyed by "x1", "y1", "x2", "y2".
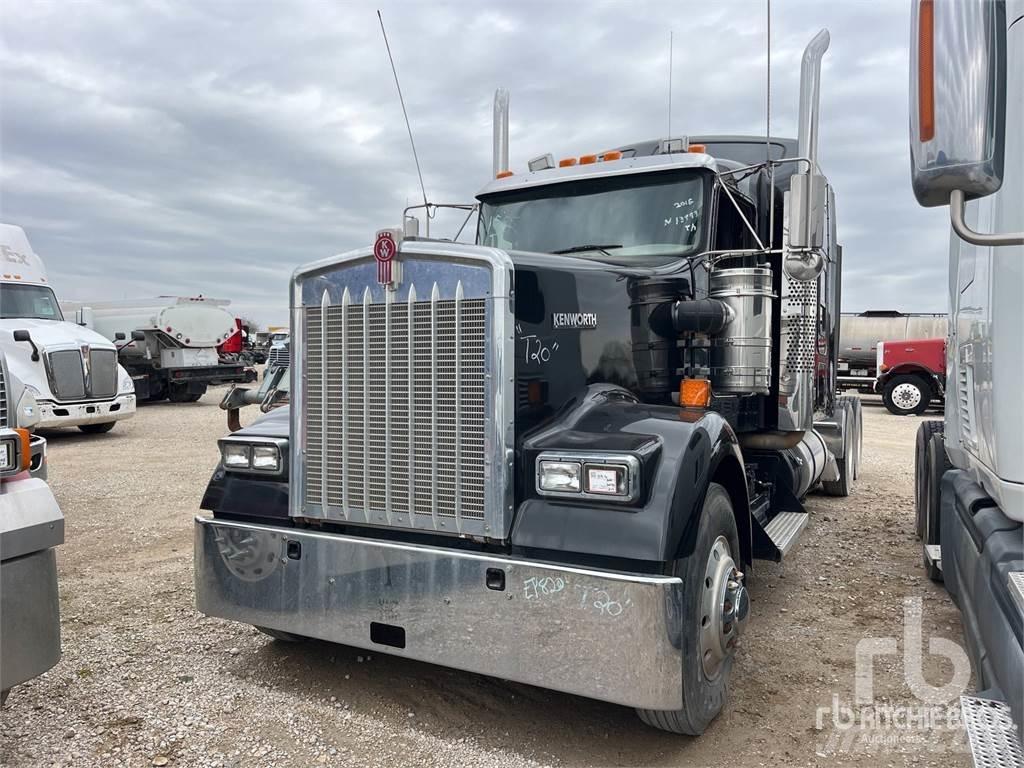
[{"x1": 194, "y1": 516, "x2": 685, "y2": 710}]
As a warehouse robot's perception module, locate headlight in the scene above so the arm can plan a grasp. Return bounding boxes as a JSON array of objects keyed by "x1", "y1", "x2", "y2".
[
  {"x1": 536, "y1": 452, "x2": 640, "y2": 502},
  {"x1": 16, "y1": 387, "x2": 40, "y2": 429},
  {"x1": 218, "y1": 437, "x2": 287, "y2": 475},
  {"x1": 538, "y1": 461, "x2": 581, "y2": 493},
  {"x1": 0, "y1": 428, "x2": 29, "y2": 477},
  {"x1": 120, "y1": 375, "x2": 136, "y2": 394}
]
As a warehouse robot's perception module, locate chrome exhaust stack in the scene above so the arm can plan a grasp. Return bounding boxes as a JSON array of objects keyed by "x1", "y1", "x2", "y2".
[
  {"x1": 796, "y1": 29, "x2": 829, "y2": 170},
  {"x1": 492, "y1": 88, "x2": 510, "y2": 178}
]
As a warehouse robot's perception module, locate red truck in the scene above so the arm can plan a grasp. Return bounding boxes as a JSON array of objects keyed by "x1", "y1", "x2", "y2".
[{"x1": 874, "y1": 337, "x2": 945, "y2": 416}]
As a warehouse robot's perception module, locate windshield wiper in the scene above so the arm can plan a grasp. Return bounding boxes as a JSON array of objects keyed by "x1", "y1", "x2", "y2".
[{"x1": 550, "y1": 244, "x2": 623, "y2": 256}]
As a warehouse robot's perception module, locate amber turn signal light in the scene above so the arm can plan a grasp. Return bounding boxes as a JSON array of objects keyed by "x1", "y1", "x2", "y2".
[{"x1": 679, "y1": 379, "x2": 712, "y2": 408}]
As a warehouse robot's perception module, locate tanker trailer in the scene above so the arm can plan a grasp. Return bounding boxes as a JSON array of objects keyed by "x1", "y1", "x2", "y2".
[
  {"x1": 837, "y1": 310, "x2": 946, "y2": 392},
  {"x1": 64, "y1": 297, "x2": 252, "y2": 402}
]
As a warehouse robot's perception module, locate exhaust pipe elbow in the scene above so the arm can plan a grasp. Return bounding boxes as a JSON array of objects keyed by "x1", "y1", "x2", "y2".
[{"x1": 797, "y1": 29, "x2": 830, "y2": 168}]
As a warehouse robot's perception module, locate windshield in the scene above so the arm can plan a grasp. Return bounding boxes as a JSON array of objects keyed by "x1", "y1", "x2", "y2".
[
  {"x1": 477, "y1": 170, "x2": 707, "y2": 261},
  {"x1": 0, "y1": 283, "x2": 64, "y2": 320}
]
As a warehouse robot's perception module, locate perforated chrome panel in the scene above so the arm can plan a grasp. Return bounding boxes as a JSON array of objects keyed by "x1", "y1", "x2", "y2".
[{"x1": 0, "y1": 357, "x2": 7, "y2": 428}]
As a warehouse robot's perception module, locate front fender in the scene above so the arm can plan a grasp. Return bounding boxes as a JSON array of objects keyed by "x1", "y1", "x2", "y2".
[{"x1": 511, "y1": 385, "x2": 747, "y2": 565}]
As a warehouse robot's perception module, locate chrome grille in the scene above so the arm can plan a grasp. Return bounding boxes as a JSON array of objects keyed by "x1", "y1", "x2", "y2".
[
  {"x1": 267, "y1": 344, "x2": 289, "y2": 368},
  {"x1": 0, "y1": 357, "x2": 8, "y2": 428},
  {"x1": 47, "y1": 347, "x2": 119, "y2": 401},
  {"x1": 304, "y1": 282, "x2": 489, "y2": 529},
  {"x1": 89, "y1": 349, "x2": 118, "y2": 398},
  {"x1": 48, "y1": 350, "x2": 86, "y2": 400}
]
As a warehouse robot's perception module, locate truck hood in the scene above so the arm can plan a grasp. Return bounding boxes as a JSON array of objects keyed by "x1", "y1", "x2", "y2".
[{"x1": 0, "y1": 318, "x2": 115, "y2": 351}]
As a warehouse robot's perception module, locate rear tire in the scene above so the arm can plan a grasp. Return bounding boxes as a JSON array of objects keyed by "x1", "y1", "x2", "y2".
[
  {"x1": 79, "y1": 422, "x2": 116, "y2": 434},
  {"x1": 883, "y1": 374, "x2": 930, "y2": 416},
  {"x1": 636, "y1": 483, "x2": 744, "y2": 735},
  {"x1": 256, "y1": 626, "x2": 306, "y2": 643},
  {"x1": 914, "y1": 421, "x2": 945, "y2": 539},
  {"x1": 920, "y1": 434, "x2": 950, "y2": 582},
  {"x1": 169, "y1": 383, "x2": 206, "y2": 403}
]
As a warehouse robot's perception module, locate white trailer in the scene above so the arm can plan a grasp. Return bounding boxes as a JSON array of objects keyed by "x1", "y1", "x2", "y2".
[
  {"x1": 65, "y1": 297, "x2": 252, "y2": 402},
  {"x1": 0, "y1": 224, "x2": 135, "y2": 434}
]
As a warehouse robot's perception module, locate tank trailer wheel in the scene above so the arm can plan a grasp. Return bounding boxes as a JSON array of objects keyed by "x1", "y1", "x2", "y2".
[
  {"x1": 169, "y1": 383, "x2": 206, "y2": 403},
  {"x1": 883, "y1": 375, "x2": 930, "y2": 416},
  {"x1": 636, "y1": 483, "x2": 747, "y2": 735}
]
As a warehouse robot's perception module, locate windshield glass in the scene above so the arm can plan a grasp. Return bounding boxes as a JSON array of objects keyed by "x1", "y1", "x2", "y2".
[
  {"x1": 0, "y1": 283, "x2": 64, "y2": 320},
  {"x1": 477, "y1": 170, "x2": 707, "y2": 261}
]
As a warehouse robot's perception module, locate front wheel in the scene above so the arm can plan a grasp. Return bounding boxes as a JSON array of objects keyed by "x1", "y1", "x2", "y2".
[
  {"x1": 636, "y1": 483, "x2": 747, "y2": 735},
  {"x1": 883, "y1": 375, "x2": 930, "y2": 416},
  {"x1": 79, "y1": 422, "x2": 116, "y2": 434}
]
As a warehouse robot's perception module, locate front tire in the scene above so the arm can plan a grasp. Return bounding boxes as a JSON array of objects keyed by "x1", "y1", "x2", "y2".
[
  {"x1": 79, "y1": 422, "x2": 116, "y2": 434},
  {"x1": 920, "y1": 433, "x2": 950, "y2": 582},
  {"x1": 636, "y1": 483, "x2": 746, "y2": 735},
  {"x1": 883, "y1": 374, "x2": 930, "y2": 416},
  {"x1": 256, "y1": 626, "x2": 306, "y2": 643}
]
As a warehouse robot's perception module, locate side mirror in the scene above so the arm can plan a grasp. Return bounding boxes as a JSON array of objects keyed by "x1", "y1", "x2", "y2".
[
  {"x1": 114, "y1": 332, "x2": 126, "y2": 341},
  {"x1": 910, "y1": 0, "x2": 1005, "y2": 208},
  {"x1": 13, "y1": 329, "x2": 40, "y2": 362},
  {"x1": 131, "y1": 330, "x2": 146, "y2": 342}
]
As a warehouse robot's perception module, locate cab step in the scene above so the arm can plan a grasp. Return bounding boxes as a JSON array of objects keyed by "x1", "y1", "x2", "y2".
[
  {"x1": 960, "y1": 695, "x2": 1023, "y2": 768},
  {"x1": 1009, "y1": 571, "x2": 1024, "y2": 617},
  {"x1": 925, "y1": 544, "x2": 942, "y2": 573},
  {"x1": 762, "y1": 511, "x2": 809, "y2": 558}
]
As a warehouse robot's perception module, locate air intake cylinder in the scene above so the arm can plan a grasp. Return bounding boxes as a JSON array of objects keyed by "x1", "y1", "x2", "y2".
[{"x1": 708, "y1": 267, "x2": 775, "y2": 395}]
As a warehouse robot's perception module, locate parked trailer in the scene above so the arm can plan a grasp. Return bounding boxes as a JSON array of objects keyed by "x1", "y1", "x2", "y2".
[
  {"x1": 874, "y1": 337, "x2": 945, "y2": 416},
  {"x1": 65, "y1": 297, "x2": 253, "y2": 402},
  {"x1": 0, "y1": 224, "x2": 136, "y2": 434},
  {"x1": 908, "y1": 0, "x2": 1024, "y2": 762},
  {"x1": 837, "y1": 310, "x2": 946, "y2": 392},
  {"x1": 195, "y1": 29, "x2": 862, "y2": 736}
]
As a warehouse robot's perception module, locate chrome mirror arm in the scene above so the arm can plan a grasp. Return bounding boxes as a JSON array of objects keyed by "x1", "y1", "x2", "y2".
[{"x1": 950, "y1": 189, "x2": 1024, "y2": 247}]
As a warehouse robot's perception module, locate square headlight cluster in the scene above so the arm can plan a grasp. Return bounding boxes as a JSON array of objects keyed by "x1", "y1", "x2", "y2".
[
  {"x1": 536, "y1": 452, "x2": 640, "y2": 502},
  {"x1": 219, "y1": 438, "x2": 287, "y2": 475}
]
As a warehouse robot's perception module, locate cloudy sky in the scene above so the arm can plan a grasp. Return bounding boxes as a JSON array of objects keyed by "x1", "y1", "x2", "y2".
[{"x1": 1, "y1": 0, "x2": 949, "y2": 328}]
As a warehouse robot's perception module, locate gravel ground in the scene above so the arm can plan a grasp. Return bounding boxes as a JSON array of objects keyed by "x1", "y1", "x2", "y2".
[{"x1": 1, "y1": 393, "x2": 973, "y2": 767}]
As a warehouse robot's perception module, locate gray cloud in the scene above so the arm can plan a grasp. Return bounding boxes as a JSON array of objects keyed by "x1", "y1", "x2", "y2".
[{"x1": 1, "y1": 0, "x2": 948, "y2": 327}]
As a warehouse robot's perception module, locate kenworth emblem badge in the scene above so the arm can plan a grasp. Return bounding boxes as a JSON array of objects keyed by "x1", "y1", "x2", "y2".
[
  {"x1": 552, "y1": 312, "x2": 598, "y2": 330},
  {"x1": 374, "y1": 229, "x2": 401, "y2": 288}
]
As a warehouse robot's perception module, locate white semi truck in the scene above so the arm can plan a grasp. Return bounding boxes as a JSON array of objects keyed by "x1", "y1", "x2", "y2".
[
  {"x1": 909, "y1": 0, "x2": 1023, "y2": 762},
  {"x1": 65, "y1": 297, "x2": 253, "y2": 403},
  {"x1": 0, "y1": 224, "x2": 136, "y2": 434}
]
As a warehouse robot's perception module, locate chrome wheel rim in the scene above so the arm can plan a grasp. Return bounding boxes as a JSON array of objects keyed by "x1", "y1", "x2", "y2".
[
  {"x1": 892, "y1": 382, "x2": 923, "y2": 410},
  {"x1": 699, "y1": 536, "x2": 748, "y2": 680}
]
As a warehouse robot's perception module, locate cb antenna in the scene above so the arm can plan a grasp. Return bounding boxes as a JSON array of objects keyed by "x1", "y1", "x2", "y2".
[
  {"x1": 667, "y1": 30, "x2": 673, "y2": 138},
  {"x1": 765, "y1": 0, "x2": 771, "y2": 163},
  {"x1": 377, "y1": 10, "x2": 429, "y2": 218}
]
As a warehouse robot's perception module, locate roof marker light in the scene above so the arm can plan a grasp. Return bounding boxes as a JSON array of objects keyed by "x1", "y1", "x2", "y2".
[
  {"x1": 558, "y1": 158, "x2": 577, "y2": 167},
  {"x1": 687, "y1": 144, "x2": 707, "y2": 153},
  {"x1": 579, "y1": 154, "x2": 598, "y2": 165},
  {"x1": 496, "y1": 170, "x2": 514, "y2": 179},
  {"x1": 601, "y1": 150, "x2": 623, "y2": 161}
]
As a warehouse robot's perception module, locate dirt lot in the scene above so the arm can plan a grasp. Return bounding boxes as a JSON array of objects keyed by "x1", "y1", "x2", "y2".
[{"x1": 1, "y1": 393, "x2": 973, "y2": 767}]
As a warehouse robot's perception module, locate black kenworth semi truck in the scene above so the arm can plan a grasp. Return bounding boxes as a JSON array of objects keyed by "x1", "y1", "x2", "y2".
[{"x1": 195, "y1": 29, "x2": 861, "y2": 735}]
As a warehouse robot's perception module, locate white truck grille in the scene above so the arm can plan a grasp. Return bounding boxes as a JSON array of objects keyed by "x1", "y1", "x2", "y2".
[
  {"x1": 47, "y1": 347, "x2": 118, "y2": 402},
  {"x1": 267, "y1": 344, "x2": 289, "y2": 368},
  {"x1": 302, "y1": 281, "x2": 489, "y2": 529}
]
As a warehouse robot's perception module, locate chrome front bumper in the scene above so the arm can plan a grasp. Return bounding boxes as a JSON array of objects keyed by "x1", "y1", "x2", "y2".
[
  {"x1": 195, "y1": 517, "x2": 685, "y2": 710},
  {"x1": 37, "y1": 393, "x2": 135, "y2": 428}
]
